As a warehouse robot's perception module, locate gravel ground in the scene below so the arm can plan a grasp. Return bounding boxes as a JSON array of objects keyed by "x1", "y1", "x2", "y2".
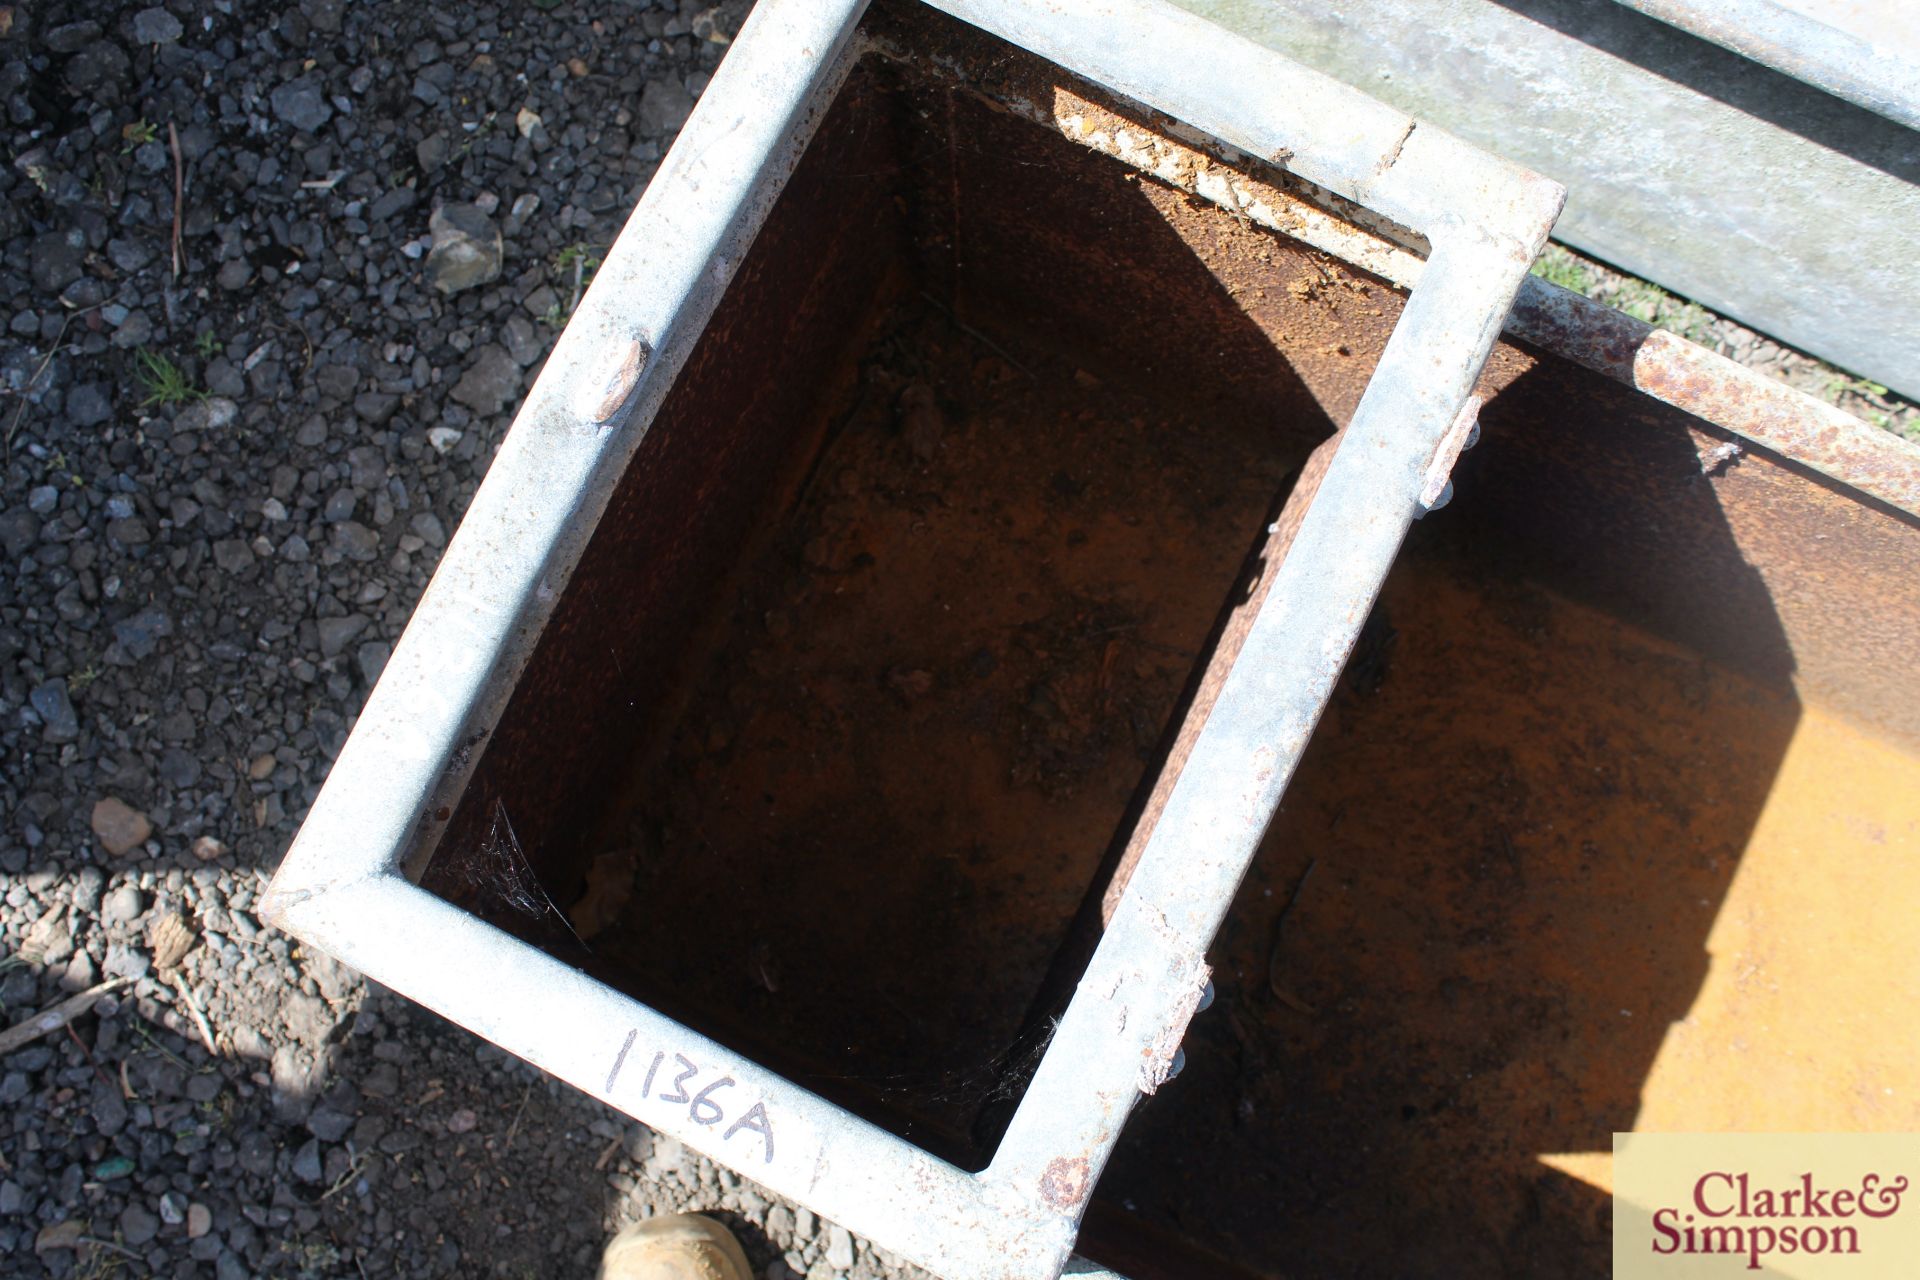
[
  {"x1": 0, "y1": 1, "x2": 923, "y2": 1277},
  {"x1": 2, "y1": 4, "x2": 1911, "y2": 1280}
]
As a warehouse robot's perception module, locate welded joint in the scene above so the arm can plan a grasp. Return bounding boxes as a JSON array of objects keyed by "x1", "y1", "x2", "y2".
[{"x1": 1417, "y1": 393, "x2": 1483, "y2": 515}]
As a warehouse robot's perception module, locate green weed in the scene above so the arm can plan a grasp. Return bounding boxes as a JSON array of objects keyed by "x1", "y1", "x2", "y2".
[
  {"x1": 554, "y1": 242, "x2": 603, "y2": 281},
  {"x1": 133, "y1": 349, "x2": 205, "y2": 409},
  {"x1": 1528, "y1": 245, "x2": 1592, "y2": 296},
  {"x1": 120, "y1": 119, "x2": 159, "y2": 153}
]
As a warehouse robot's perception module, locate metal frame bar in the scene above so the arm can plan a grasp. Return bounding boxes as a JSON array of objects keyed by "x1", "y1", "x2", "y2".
[
  {"x1": 1038, "y1": 97, "x2": 1920, "y2": 518},
  {"x1": 264, "y1": 1, "x2": 1562, "y2": 1276},
  {"x1": 1609, "y1": 0, "x2": 1920, "y2": 131}
]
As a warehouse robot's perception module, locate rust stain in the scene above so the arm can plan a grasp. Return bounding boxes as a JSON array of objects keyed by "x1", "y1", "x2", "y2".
[
  {"x1": 1510, "y1": 282, "x2": 1920, "y2": 517},
  {"x1": 1040, "y1": 1155, "x2": 1092, "y2": 1210}
]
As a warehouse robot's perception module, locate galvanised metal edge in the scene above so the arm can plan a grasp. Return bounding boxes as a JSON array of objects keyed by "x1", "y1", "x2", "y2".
[
  {"x1": 1169, "y1": 0, "x2": 1920, "y2": 406},
  {"x1": 919, "y1": 5, "x2": 1562, "y2": 1253},
  {"x1": 1610, "y1": 0, "x2": 1920, "y2": 131},
  {"x1": 1033, "y1": 102, "x2": 1920, "y2": 518},
  {"x1": 264, "y1": 0, "x2": 1563, "y2": 1275}
]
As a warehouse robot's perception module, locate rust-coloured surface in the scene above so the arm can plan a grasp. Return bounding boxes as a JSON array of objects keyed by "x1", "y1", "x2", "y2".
[
  {"x1": 1094, "y1": 538, "x2": 1920, "y2": 1277},
  {"x1": 1040, "y1": 1157, "x2": 1093, "y2": 1211},
  {"x1": 578, "y1": 295, "x2": 1302, "y2": 1166},
  {"x1": 412, "y1": 18, "x2": 1920, "y2": 1277},
  {"x1": 422, "y1": 65, "x2": 909, "y2": 927},
  {"x1": 1509, "y1": 281, "x2": 1920, "y2": 517},
  {"x1": 1101, "y1": 430, "x2": 1343, "y2": 925},
  {"x1": 905, "y1": 74, "x2": 1394, "y2": 439},
  {"x1": 1463, "y1": 346, "x2": 1920, "y2": 748}
]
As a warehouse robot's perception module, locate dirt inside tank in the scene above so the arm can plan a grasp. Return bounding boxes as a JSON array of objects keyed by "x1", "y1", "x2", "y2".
[
  {"x1": 572, "y1": 293, "x2": 1309, "y2": 1165},
  {"x1": 1084, "y1": 537, "x2": 1920, "y2": 1278},
  {"x1": 544, "y1": 274, "x2": 1920, "y2": 1277},
  {"x1": 1091, "y1": 537, "x2": 1789, "y2": 1277}
]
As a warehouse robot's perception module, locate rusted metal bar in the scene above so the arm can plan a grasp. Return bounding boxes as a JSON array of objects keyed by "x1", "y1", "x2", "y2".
[{"x1": 1508, "y1": 277, "x2": 1920, "y2": 517}]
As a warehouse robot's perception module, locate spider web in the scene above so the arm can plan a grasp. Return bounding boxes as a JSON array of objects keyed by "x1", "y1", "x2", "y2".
[{"x1": 455, "y1": 797, "x2": 587, "y2": 950}]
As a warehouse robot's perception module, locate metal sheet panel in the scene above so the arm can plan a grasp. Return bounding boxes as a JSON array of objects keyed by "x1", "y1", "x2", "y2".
[{"x1": 1170, "y1": 0, "x2": 1920, "y2": 400}]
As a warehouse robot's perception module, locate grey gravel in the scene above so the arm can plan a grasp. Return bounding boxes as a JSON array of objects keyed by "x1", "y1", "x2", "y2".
[
  {"x1": 317, "y1": 614, "x2": 371, "y2": 658},
  {"x1": 212, "y1": 538, "x2": 257, "y2": 574},
  {"x1": 112, "y1": 606, "x2": 173, "y2": 660},
  {"x1": 103, "y1": 940, "x2": 152, "y2": 981},
  {"x1": 120, "y1": 1202, "x2": 160, "y2": 1246},
  {"x1": 0, "y1": 508, "x2": 36, "y2": 558},
  {"x1": 426, "y1": 203, "x2": 504, "y2": 295},
  {"x1": 67, "y1": 382, "x2": 113, "y2": 427},
  {"x1": 641, "y1": 77, "x2": 697, "y2": 134},
  {"x1": 332, "y1": 521, "x2": 381, "y2": 562},
  {"x1": 175, "y1": 396, "x2": 239, "y2": 434},
  {"x1": 450, "y1": 344, "x2": 522, "y2": 417},
  {"x1": 45, "y1": 22, "x2": 102, "y2": 55},
  {"x1": 356, "y1": 640, "x2": 392, "y2": 687},
  {"x1": 29, "y1": 680, "x2": 79, "y2": 743},
  {"x1": 101, "y1": 883, "x2": 145, "y2": 924},
  {"x1": 128, "y1": 7, "x2": 183, "y2": 44},
  {"x1": 0, "y1": 4, "x2": 925, "y2": 1279},
  {"x1": 827, "y1": 1225, "x2": 857, "y2": 1271},
  {"x1": 29, "y1": 230, "x2": 86, "y2": 294},
  {"x1": 270, "y1": 76, "x2": 333, "y2": 134}
]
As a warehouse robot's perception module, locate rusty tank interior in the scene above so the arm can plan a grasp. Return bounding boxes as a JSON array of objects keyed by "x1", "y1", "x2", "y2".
[{"x1": 414, "y1": 8, "x2": 1920, "y2": 1276}]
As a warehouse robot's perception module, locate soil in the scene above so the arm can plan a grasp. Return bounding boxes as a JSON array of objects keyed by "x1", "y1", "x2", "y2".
[{"x1": 578, "y1": 295, "x2": 1307, "y2": 1165}]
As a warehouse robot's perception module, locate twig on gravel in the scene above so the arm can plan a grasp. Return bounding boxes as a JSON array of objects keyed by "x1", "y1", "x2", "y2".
[
  {"x1": 0, "y1": 978, "x2": 130, "y2": 1058},
  {"x1": 3, "y1": 296, "x2": 119, "y2": 459},
  {"x1": 65, "y1": 1024, "x2": 117, "y2": 1094},
  {"x1": 504, "y1": 1080, "x2": 534, "y2": 1146},
  {"x1": 321, "y1": 1150, "x2": 368, "y2": 1202},
  {"x1": 4, "y1": 317, "x2": 75, "y2": 458},
  {"x1": 128, "y1": 1014, "x2": 191, "y2": 1071},
  {"x1": 169, "y1": 121, "x2": 184, "y2": 278},
  {"x1": 172, "y1": 977, "x2": 218, "y2": 1056},
  {"x1": 567, "y1": 252, "x2": 587, "y2": 316},
  {"x1": 78, "y1": 1235, "x2": 141, "y2": 1260}
]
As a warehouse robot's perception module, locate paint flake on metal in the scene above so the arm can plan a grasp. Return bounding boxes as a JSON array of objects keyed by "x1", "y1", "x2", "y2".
[
  {"x1": 1420, "y1": 394, "x2": 1483, "y2": 511},
  {"x1": 572, "y1": 334, "x2": 653, "y2": 428}
]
